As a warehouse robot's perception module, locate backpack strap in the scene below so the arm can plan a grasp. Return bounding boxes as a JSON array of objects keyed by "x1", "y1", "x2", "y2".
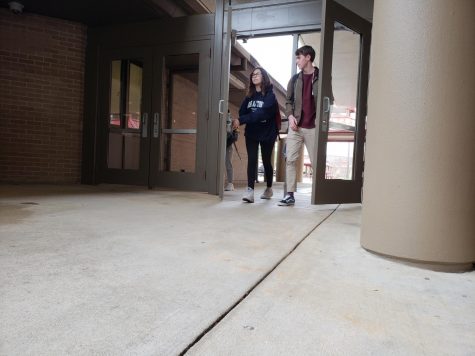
[{"x1": 289, "y1": 73, "x2": 299, "y2": 107}]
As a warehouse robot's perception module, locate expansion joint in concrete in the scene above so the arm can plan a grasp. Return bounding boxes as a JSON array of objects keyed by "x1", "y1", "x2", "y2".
[{"x1": 179, "y1": 204, "x2": 340, "y2": 355}]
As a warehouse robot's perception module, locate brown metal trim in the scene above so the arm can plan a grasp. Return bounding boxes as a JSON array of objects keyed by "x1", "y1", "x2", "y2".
[
  {"x1": 312, "y1": 0, "x2": 372, "y2": 204},
  {"x1": 81, "y1": 29, "x2": 100, "y2": 185}
]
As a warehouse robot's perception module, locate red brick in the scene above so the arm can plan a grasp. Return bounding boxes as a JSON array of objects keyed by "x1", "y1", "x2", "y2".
[{"x1": 0, "y1": 9, "x2": 86, "y2": 184}]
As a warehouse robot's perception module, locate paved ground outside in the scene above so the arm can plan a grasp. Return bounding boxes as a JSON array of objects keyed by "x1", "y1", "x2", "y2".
[{"x1": 1, "y1": 183, "x2": 473, "y2": 355}]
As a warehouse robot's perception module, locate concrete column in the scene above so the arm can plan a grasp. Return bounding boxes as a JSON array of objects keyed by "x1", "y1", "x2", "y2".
[{"x1": 361, "y1": 0, "x2": 475, "y2": 271}]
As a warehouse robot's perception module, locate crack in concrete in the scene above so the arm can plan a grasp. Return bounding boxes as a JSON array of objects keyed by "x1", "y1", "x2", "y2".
[{"x1": 179, "y1": 205, "x2": 340, "y2": 355}]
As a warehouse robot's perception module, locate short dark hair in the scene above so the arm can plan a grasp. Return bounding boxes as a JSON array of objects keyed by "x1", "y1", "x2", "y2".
[{"x1": 295, "y1": 45, "x2": 316, "y2": 62}]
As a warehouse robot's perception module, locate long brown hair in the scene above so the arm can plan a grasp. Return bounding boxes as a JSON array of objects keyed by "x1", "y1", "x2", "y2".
[{"x1": 247, "y1": 67, "x2": 273, "y2": 98}]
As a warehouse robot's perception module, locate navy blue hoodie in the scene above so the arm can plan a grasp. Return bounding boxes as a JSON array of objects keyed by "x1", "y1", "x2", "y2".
[{"x1": 238, "y1": 87, "x2": 278, "y2": 142}]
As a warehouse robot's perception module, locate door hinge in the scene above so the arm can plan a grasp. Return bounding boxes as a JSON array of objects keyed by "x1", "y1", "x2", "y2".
[
  {"x1": 204, "y1": 171, "x2": 207, "y2": 179},
  {"x1": 209, "y1": 47, "x2": 212, "y2": 58}
]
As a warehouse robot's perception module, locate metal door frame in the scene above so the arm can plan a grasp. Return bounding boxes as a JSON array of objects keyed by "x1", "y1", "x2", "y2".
[
  {"x1": 215, "y1": 0, "x2": 371, "y2": 204},
  {"x1": 96, "y1": 46, "x2": 153, "y2": 185},
  {"x1": 82, "y1": 0, "x2": 371, "y2": 201},
  {"x1": 149, "y1": 40, "x2": 212, "y2": 191},
  {"x1": 312, "y1": 0, "x2": 371, "y2": 204},
  {"x1": 211, "y1": 1, "x2": 325, "y2": 197},
  {"x1": 83, "y1": 14, "x2": 218, "y2": 192}
]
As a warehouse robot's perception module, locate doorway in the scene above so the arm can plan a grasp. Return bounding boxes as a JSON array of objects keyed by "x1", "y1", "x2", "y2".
[
  {"x1": 98, "y1": 47, "x2": 153, "y2": 185},
  {"x1": 82, "y1": 0, "x2": 371, "y2": 202},
  {"x1": 87, "y1": 18, "x2": 213, "y2": 191},
  {"x1": 150, "y1": 41, "x2": 211, "y2": 191},
  {"x1": 221, "y1": 0, "x2": 371, "y2": 204}
]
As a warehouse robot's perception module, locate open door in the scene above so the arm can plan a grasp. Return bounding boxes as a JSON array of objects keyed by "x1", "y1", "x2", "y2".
[
  {"x1": 216, "y1": 3, "x2": 233, "y2": 198},
  {"x1": 312, "y1": 0, "x2": 371, "y2": 204}
]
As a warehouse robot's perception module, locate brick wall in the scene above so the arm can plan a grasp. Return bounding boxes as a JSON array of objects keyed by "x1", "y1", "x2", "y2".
[{"x1": 0, "y1": 9, "x2": 86, "y2": 183}]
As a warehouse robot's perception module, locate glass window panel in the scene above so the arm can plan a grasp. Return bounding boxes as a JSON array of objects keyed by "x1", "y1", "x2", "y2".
[
  {"x1": 326, "y1": 22, "x2": 360, "y2": 180},
  {"x1": 126, "y1": 62, "x2": 142, "y2": 129},
  {"x1": 325, "y1": 142, "x2": 354, "y2": 179},
  {"x1": 298, "y1": 32, "x2": 321, "y2": 67},
  {"x1": 107, "y1": 59, "x2": 143, "y2": 170},
  {"x1": 109, "y1": 60, "x2": 121, "y2": 126},
  {"x1": 168, "y1": 72, "x2": 198, "y2": 130},
  {"x1": 160, "y1": 62, "x2": 199, "y2": 173}
]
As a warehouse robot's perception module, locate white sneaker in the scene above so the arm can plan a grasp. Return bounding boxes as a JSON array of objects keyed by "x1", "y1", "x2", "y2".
[
  {"x1": 260, "y1": 187, "x2": 273, "y2": 199},
  {"x1": 224, "y1": 183, "x2": 234, "y2": 191},
  {"x1": 242, "y1": 187, "x2": 254, "y2": 203}
]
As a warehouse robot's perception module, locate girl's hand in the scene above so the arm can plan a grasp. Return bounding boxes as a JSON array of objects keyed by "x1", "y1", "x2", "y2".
[{"x1": 232, "y1": 119, "x2": 240, "y2": 129}]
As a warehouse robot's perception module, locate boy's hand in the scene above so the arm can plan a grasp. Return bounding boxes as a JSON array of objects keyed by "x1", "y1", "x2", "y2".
[{"x1": 289, "y1": 115, "x2": 298, "y2": 131}]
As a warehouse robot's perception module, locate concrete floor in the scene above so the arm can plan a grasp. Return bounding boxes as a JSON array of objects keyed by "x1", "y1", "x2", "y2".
[{"x1": 0, "y1": 184, "x2": 473, "y2": 355}]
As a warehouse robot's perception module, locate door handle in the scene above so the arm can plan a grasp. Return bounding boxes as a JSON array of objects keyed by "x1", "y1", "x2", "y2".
[
  {"x1": 323, "y1": 96, "x2": 330, "y2": 113},
  {"x1": 218, "y1": 99, "x2": 224, "y2": 115},
  {"x1": 153, "y1": 113, "x2": 159, "y2": 138},
  {"x1": 141, "y1": 112, "x2": 148, "y2": 138},
  {"x1": 322, "y1": 97, "x2": 331, "y2": 132}
]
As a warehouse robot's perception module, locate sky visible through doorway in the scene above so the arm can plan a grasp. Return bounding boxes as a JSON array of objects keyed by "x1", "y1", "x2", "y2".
[{"x1": 238, "y1": 35, "x2": 293, "y2": 87}]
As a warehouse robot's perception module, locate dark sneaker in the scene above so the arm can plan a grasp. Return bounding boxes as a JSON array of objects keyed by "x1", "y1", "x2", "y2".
[{"x1": 278, "y1": 194, "x2": 295, "y2": 206}]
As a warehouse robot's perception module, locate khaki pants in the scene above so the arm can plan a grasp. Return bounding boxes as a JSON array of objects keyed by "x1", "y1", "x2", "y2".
[
  {"x1": 225, "y1": 144, "x2": 233, "y2": 183},
  {"x1": 285, "y1": 127, "x2": 316, "y2": 192}
]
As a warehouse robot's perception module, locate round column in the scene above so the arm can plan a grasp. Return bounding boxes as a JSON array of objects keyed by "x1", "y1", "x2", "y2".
[{"x1": 361, "y1": 0, "x2": 475, "y2": 270}]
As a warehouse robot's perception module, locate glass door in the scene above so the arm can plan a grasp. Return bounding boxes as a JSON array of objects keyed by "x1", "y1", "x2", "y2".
[
  {"x1": 98, "y1": 47, "x2": 153, "y2": 185},
  {"x1": 149, "y1": 41, "x2": 211, "y2": 191},
  {"x1": 312, "y1": 0, "x2": 372, "y2": 204}
]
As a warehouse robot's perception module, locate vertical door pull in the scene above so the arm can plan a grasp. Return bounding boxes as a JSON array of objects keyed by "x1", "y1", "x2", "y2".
[
  {"x1": 142, "y1": 113, "x2": 148, "y2": 138},
  {"x1": 218, "y1": 99, "x2": 224, "y2": 114},
  {"x1": 153, "y1": 113, "x2": 159, "y2": 138},
  {"x1": 322, "y1": 97, "x2": 331, "y2": 132},
  {"x1": 323, "y1": 96, "x2": 331, "y2": 113}
]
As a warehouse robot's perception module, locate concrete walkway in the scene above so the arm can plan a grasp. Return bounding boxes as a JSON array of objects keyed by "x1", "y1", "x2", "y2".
[
  {"x1": 0, "y1": 184, "x2": 473, "y2": 355},
  {"x1": 189, "y1": 205, "x2": 475, "y2": 356}
]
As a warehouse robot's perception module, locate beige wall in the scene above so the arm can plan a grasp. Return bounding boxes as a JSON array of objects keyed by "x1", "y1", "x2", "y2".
[{"x1": 361, "y1": 0, "x2": 475, "y2": 268}]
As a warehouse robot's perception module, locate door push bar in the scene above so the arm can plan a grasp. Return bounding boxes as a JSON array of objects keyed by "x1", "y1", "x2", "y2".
[{"x1": 162, "y1": 129, "x2": 197, "y2": 134}]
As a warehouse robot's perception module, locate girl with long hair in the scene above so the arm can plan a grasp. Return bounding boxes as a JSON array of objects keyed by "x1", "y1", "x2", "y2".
[{"x1": 233, "y1": 67, "x2": 278, "y2": 203}]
